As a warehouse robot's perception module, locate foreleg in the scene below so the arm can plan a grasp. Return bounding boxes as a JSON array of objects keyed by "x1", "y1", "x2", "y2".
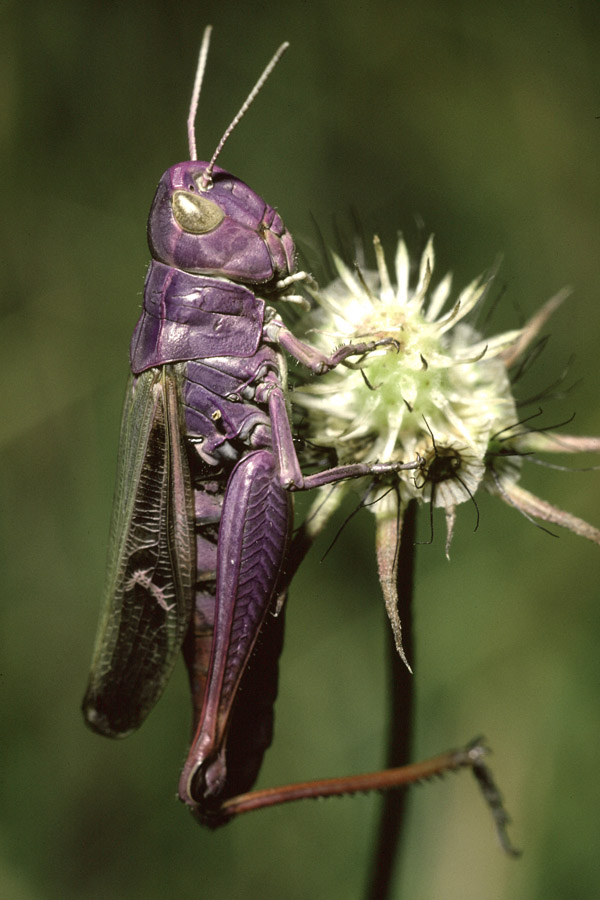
[{"x1": 265, "y1": 318, "x2": 398, "y2": 375}]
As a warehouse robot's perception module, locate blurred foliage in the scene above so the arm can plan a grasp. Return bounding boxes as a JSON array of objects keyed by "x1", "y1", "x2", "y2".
[{"x1": 1, "y1": 1, "x2": 599, "y2": 898}]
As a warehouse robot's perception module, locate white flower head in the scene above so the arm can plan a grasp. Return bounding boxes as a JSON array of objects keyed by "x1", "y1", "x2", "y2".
[{"x1": 293, "y1": 235, "x2": 600, "y2": 666}]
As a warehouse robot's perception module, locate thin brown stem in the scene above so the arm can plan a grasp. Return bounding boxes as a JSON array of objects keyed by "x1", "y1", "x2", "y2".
[{"x1": 364, "y1": 499, "x2": 417, "y2": 900}]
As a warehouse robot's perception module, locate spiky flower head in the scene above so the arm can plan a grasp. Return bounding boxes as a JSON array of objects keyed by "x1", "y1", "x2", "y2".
[{"x1": 292, "y1": 235, "x2": 600, "y2": 666}]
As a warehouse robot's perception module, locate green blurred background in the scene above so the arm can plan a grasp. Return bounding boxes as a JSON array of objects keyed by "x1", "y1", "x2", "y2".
[{"x1": 2, "y1": 1, "x2": 599, "y2": 898}]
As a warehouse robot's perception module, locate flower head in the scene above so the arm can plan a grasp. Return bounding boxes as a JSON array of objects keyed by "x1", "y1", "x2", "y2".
[{"x1": 292, "y1": 235, "x2": 600, "y2": 665}]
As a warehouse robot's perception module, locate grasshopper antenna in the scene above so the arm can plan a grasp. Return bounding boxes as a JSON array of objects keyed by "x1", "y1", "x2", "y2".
[
  {"x1": 198, "y1": 40, "x2": 290, "y2": 191},
  {"x1": 188, "y1": 25, "x2": 213, "y2": 161}
]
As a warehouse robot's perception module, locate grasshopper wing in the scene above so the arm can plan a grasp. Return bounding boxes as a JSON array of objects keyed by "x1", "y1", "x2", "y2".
[{"x1": 83, "y1": 366, "x2": 194, "y2": 737}]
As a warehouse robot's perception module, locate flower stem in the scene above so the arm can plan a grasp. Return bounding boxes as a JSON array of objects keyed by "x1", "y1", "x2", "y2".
[{"x1": 364, "y1": 499, "x2": 416, "y2": 900}]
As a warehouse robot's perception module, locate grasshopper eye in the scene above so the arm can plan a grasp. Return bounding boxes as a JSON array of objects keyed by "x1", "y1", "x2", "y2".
[{"x1": 172, "y1": 190, "x2": 225, "y2": 234}]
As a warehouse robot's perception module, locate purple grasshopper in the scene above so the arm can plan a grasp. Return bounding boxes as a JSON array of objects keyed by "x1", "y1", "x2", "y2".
[{"x1": 82, "y1": 28, "x2": 417, "y2": 825}]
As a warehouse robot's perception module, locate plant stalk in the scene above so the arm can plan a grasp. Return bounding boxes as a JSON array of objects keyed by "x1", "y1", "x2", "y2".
[{"x1": 364, "y1": 499, "x2": 416, "y2": 900}]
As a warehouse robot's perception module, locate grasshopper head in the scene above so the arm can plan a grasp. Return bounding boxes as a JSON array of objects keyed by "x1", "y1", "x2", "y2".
[{"x1": 147, "y1": 161, "x2": 296, "y2": 288}]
